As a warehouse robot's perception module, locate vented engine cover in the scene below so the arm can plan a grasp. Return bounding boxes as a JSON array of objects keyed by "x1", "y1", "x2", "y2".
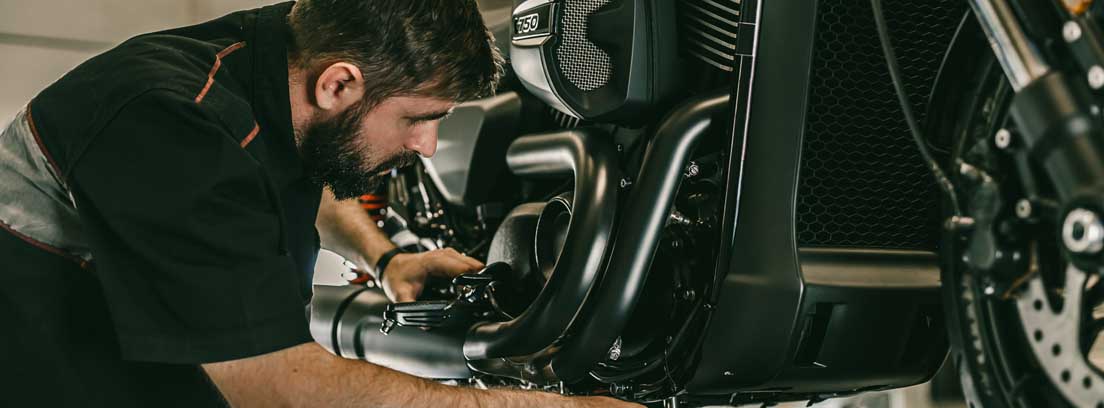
[{"x1": 510, "y1": 0, "x2": 679, "y2": 123}]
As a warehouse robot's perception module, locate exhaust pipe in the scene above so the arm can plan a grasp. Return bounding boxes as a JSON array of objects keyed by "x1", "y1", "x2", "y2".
[
  {"x1": 544, "y1": 91, "x2": 732, "y2": 381},
  {"x1": 463, "y1": 129, "x2": 620, "y2": 362}
]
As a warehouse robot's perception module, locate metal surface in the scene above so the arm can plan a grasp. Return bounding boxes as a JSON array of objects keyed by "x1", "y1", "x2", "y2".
[
  {"x1": 967, "y1": 0, "x2": 1051, "y2": 91},
  {"x1": 689, "y1": 0, "x2": 948, "y2": 393},
  {"x1": 545, "y1": 90, "x2": 730, "y2": 381},
  {"x1": 310, "y1": 285, "x2": 473, "y2": 379},
  {"x1": 463, "y1": 129, "x2": 619, "y2": 362},
  {"x1": 1015, "y1": 265, "x2": 1104, "y2": 407},
  {"x1": 420, "y1": 92, "x2": 522, "y2": 208}
]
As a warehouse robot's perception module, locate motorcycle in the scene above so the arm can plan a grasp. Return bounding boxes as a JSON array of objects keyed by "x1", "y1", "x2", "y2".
[{"x1": 311, "y1": 0, "x2": 1104, "y2": 406}]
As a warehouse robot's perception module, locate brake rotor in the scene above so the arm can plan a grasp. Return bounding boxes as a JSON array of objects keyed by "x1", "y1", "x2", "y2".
[{"x1": 1016, "y1": 262, "x2": 1104, "y2": 407}]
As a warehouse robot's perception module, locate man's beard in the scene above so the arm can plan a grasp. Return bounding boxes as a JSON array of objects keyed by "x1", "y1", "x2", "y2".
[{"x1": 300, "y1": 102, "x2": 420, "y2": 200}]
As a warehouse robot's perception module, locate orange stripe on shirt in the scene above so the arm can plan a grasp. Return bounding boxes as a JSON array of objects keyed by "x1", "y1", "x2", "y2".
[
  {"x1": 240, "y1": 123, "x2": 260, "y2": 148},
  {"x1": 194, "y1": 41, "x2": 246, "y2": 104}
]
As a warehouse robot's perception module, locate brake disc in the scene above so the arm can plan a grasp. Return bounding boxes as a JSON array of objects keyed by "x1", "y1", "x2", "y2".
[{"x1": 1016, "y1": 263, "x2": 1104, "y2": 407}]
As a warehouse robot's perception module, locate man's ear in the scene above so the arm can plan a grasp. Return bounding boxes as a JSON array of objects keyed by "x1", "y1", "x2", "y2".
[{"x1": 314, "y1": 62, "x2": 365, "y2": 111}]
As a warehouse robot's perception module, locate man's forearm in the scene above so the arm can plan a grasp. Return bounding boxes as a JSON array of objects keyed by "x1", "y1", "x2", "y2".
[
  {"x1": 316, "y1": 187, "x2": 395, "y2": 270},
  {"x1": 203, "y1": 342, "x2": 592, "y2": 408}
]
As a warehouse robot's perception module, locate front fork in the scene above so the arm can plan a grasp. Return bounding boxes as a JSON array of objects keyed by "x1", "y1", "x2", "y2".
[{"x1": 968, "y1": 0, "x2": 1104, "y2": 264}]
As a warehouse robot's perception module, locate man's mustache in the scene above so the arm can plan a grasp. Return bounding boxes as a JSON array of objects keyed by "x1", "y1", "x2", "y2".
[{"x1": 375, "y1": 150, "x2": 420, "y2": 173}]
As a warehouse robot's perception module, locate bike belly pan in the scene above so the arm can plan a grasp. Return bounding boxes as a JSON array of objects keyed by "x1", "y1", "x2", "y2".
[{"x1": 686, "y1": 0, "x2": 961, "y2": 395}]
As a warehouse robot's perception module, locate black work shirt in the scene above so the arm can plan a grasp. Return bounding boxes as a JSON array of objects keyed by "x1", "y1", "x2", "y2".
[{"x1": 1, "y1": 2, "x2": 320, "y2": 406}]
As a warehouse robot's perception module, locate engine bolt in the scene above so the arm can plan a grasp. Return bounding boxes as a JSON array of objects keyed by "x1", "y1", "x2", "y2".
[
  {"x1": 1064, "y1": 21, "x2": 1083, "y2": 42},
  {"x1": 1089, "y1": 65, "x2": 1104, "y2": 90},
  {"x1": 1063, "y1": 208, "x2": 1104, "y2": 254},
  {"x1": 1016, "y1": 199, "x2": 1033, "y2": 219},
  {"x1": 994, "y1": 128, "x2": 1012, "y2": 149},
  {"x1": 608, "y1": 337, "x2": 622, "y2": 361},
  {"x1": 685, "y1": 162, "x2": 701, "y2": 178}
]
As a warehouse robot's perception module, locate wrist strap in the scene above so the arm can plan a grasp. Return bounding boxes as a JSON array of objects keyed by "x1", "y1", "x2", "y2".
[{"x1": 374, "y1": 247, "x2": 405, "y2": 281}]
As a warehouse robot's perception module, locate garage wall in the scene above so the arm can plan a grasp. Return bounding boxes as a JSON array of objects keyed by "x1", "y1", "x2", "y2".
[
  {"x1": 0, "y1": 0, "x2": 276, "y2": 120},
  {"x1": 0, "y1": 0, "x2": 514, "y2": 121}
]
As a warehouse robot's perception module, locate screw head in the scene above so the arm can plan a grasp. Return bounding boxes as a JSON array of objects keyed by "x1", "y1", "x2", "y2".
[
  {"x1": 994, "y1": 128, "x2": 1012, "y2": 149},
  {"x1": 1016, "y1": 199, "x2": 1033, "y2": 219},
  {"x1": 685, "y1": 162, "x2": 701, "y2": 178},
  {"x1": 1063, "y1": 208, "x2": 1104, "y2": 254},
  {"x1": 1089, "y1": 66, "x2": 1104, "y2": 89},
  {"x1": 608, "y1": 337, "x2": 623, "y2": 361},
  {"x1": 1064, "y1": 21, "x2": 1083, "y2": 42}
]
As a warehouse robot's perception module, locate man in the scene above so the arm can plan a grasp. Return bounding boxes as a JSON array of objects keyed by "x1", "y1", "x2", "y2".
[{"x1": 0, "y1": 1, "x2": 637, "y2": 407}]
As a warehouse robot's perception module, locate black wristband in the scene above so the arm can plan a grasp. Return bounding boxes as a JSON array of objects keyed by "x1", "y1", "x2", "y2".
[{"x1": 374, "y1": 247, "x2": 405, "y2": 281}]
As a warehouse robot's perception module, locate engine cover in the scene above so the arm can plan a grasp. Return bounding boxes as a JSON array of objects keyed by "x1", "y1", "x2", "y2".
[{"x1": 510, "y1": 0, "x2": 680, "y2": 124}]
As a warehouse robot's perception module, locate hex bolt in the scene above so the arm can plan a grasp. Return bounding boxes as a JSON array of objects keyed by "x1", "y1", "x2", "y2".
[
  {"x1": 608, "y1": 337, "x2": 623, "y2": 361},
  {"x1": 994, "y1": 128, "x2": 1012, "y2": 149},
  {"x1": 1016, "y1": 199, "x2": 1033, "y2": 219},
  {"x1": 1089, "y1": 66, "x2": 1104, "y2": 90},
  {"x1": 685, "y1": 162, "x2": 701, "y2": 178},
  {"x1": 1064, "y1": 21, "x2": 1083, "y2": 42},
  {"x1": 1063, "y1": 208, "x2": 1104, "y2": 254}
]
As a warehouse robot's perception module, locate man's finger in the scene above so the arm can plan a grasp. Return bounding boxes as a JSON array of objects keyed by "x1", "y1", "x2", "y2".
[
  {"x1": 393, "y1": 284, "x2": 419, "y2": 303},
  {"x1": 441, "y1": 249, "x2": 484, "y2": 271},
  {"x1": 431, "y1": 256, "x2": 478, "y2": 277}
]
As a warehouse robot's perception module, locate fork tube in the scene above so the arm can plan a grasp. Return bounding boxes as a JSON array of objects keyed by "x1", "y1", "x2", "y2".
[{"x1": 968, "y1": 0, "x2": 1051, "y2": 91}]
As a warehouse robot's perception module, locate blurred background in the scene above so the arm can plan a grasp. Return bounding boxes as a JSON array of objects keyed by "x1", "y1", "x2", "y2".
[
  {"x1": 0, "y1": 1, "x2": 966, "y2": 406},
  {"x1": 0, "y1": 0, "x2": 513, "y2": 120}
]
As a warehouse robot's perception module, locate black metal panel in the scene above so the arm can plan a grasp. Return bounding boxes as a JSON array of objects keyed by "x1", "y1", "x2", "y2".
[
  {"x1": 795, "y1": 0, "x2": 964, "y2": 250},
  {"x1": 677, "y1": 0, "x2": 742, "y2": 71},
  {"x1": 688, "y1": 0, "x2": 957, "y2": 396}
]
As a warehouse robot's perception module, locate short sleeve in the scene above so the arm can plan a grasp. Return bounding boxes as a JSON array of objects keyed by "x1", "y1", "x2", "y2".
[{"x1": 70, "y1": 90, "x2": 312, "y2": 364}]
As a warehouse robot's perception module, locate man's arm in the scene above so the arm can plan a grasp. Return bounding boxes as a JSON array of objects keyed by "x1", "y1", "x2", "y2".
[
  {"x1": 316, "y1": 187, "x2": 483, "y2": 301},
  {"x1": 203, "y1": 342, "x2": 638, "y2": 408}
]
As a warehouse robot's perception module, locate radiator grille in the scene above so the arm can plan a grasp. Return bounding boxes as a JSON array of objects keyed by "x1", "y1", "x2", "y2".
[
  {"x1": 677, "y1": 0, "x2": 741, "y2": 71},
  {"x1": 795, "y1": 0, "x2": 964, "y2": 250},
  {"x1": 555, "y1": 0, "x2": 613, "y2": 91}
]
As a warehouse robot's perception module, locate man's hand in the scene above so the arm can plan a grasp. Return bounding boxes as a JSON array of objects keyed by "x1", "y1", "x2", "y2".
[{"x1": 382, "y1": 248, "x2": 484, "y2": 302}]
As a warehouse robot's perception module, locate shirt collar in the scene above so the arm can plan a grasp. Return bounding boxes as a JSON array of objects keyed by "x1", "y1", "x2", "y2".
[{"x1": 250, "y1": 1, "x2": 303, "y2": 188}]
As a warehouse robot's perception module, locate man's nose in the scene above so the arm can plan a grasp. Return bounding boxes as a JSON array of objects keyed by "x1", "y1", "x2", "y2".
[{"x1": 405, "y1": 122, "x2": 439, "y2": 158}]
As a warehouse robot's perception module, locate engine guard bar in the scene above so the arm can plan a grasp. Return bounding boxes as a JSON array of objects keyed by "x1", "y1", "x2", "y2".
[
  {"x1": 463, "y1": 128, "x2": 620, "y2": 360},
  {"x1": 544, "y1": 90, "x2": 732, "y2": 382}
]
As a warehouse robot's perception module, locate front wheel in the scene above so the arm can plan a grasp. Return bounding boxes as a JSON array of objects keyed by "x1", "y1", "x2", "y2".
[{"x1": 938, "y1": 30, "x2": 1104, "y2": 408}]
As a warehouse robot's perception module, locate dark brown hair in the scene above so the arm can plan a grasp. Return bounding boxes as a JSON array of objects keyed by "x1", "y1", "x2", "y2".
[{"x1": 288, "y1": 0, "x2": 504, "y2": 108}]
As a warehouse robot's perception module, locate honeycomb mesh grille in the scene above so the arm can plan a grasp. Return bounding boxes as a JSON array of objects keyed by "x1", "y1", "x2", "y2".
[
  {"x1": 796, "y1": 0, "x2": 964, "y2": 250},
  {"x1": 677, "y1": 0, "x2": 741, "y2": 71},
  {"x1": 555, "y1": 0, "x2": 613, "y2": 91}
]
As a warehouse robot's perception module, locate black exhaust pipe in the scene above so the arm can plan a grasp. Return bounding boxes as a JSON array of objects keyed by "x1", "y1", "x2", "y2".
[
  {"x1": 463, "y1": 129, "x2": 620, "y2": 362},
  {"x1": 545, "y1": 91, "x2": 731, "y2": 381}
]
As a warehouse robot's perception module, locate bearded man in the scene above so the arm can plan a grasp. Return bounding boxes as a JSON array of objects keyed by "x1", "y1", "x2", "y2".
[{"x1": 0, "y1": 1, "x2": 636, "y2": 407}]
